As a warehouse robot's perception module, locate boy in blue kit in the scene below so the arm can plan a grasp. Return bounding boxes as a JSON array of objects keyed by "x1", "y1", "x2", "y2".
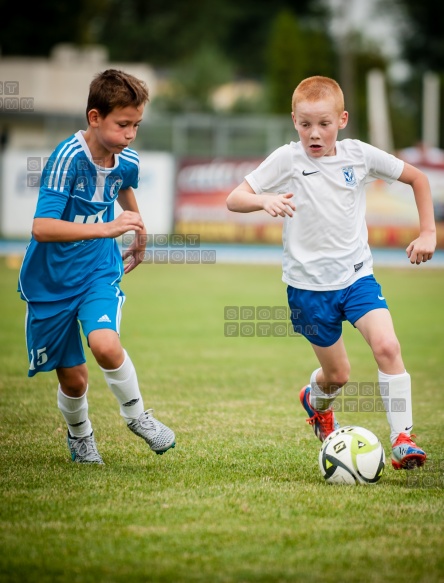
[
  {"x1": 18, "y1": 69, "x2": 175, "y2": 464},
  {"x1": 227, "y1": 76, "x2": 436, "y2": 470}
]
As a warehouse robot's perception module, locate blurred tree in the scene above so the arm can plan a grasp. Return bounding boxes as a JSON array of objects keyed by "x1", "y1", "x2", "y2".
[
  {"x1": 392, "y1": 0, "x2": 444, "y2": 71},
  {"x1": 0, "y1": 0, "x2": 107, "y2": 55},
  {"x1": 0, "y1": 0, "x2": 323, "y2": 76},
  {"x1": 218, "y1": 0, "x2": 321, "y2": 77},
  {"x1": 2, "y1": 0, "x2": 442, "y2": 80},
  {"x1": 389, "y1": 80, "x2": 420, "y2": 149},
  {"x1": 2, "y1": 0, "x2": 431, "y2": 144},
  {"x1": 152, "y1": 44, "x2": 234, "y2": 112},
  {"x1": 95, "y1": 0, "x2": 237, "y2": 65},
  {"x1": 266, "y1": 10, "x2": 335, "y2": 114},
  {"x1": 97, "y1": 0, "x2": 324, "y2": 77},
  {"x1": 266, "y1": 11, "x2": 307, "y2": 114},
  {"x1": 386, "y1": 0, "x2": 444, "y2": 147}
]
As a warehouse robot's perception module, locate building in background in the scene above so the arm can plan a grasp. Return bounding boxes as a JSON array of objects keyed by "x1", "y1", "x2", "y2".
[{"x1": 0, "y1": 44, "x2": 157, "y2": 149}]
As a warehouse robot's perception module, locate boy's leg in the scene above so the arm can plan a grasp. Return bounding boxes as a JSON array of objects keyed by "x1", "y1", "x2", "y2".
[
  {"x1": 87, "y1": 330, "x2": 176, "y2": 455},
  {"x1": 300, "y1": 338, "x2": 350, "y2": 441},
  {"x1": 287, "y1": 285, "x2": 348, "y2": 442},
  {"x1": 57, "y1": 365, "x2": 104, "y2": 464},
  {"x1": 25, "y1": 300, "x2": 86, "y2": 377},
  {"x1": 79, "y1": 284, "x2": 143, "y2": 420},
  {"x1": 79, "y1": 284, "x2": 175, "y2": 455},
  {"x1": 57, "y1": 364, "x2": 91, "y2": 436},
  {"x1": 310, "y1": 337, "x2": 351, "y2": 408},
  {"x1": 88, "y1": 329, "x2": 144, "y2": 420},
  {"x1": 354, "y1": 308, "x2": 426, "y2": 469},
  {"x1": 25, "y1": 299, "x2": 102, "y2": 463}
]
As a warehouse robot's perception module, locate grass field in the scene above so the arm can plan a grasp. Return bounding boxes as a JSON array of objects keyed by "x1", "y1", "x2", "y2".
[{"x1": 1, "y1": 255, "x2": 443, "y2": 583}]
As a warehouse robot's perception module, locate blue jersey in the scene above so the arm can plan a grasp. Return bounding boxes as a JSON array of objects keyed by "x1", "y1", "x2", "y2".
[{"x1": 18, "y1": 130, "x2": 140, "y2": 303}]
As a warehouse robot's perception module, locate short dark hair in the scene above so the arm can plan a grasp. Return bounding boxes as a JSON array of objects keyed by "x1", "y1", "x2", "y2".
[{"x1": 86, "y1": 69, "x2": 149, "y2": 122}]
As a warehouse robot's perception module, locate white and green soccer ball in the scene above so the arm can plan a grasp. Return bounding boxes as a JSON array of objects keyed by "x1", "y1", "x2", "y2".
[{"x1": 319, "y1": 425, "x2": 385, "y2": 485}]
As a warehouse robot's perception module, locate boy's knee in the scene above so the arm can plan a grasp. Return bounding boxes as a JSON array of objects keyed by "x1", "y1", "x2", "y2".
[
  {"x1": 91, "y1": 341, "x2": 124, "y2": 369},
  {"x1": 57, "y1": 366, "x2": 88, "y2": 396},
  {"x1": 88, "y1": 330, "x2": 124, "y2": 369},
  {"x1": 329, "y1": 372, "x2": 349, "y2": 389},
  {"x1": 373, "y1": 336, "x2": 401, "y2": 363},
  {"x1": 323, "y1": 362, "x2": 350, "y2": 389}
]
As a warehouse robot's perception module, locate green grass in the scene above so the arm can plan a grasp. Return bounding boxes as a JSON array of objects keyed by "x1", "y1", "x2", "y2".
[{"x1": 1, "y1": 256, "x2": 443, "y2": 583}]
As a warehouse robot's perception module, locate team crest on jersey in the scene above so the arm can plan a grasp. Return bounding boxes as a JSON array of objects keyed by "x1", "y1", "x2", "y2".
[
  {"x1": 110, "y1": 178, "x2": 123, "y2": 199},
  {"x1": 75, "y1": 178, "x2": 86, "y2": 192},
  {"x1": 342, "y1": 166, "x2": 357, "y2": 187}
]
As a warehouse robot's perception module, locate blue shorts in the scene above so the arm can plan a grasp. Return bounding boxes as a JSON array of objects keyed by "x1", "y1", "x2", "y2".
[
  {"x1": 25, "y1": 283, "x2": 125, "y2": 377},
  {"x1": 287, "y1": 275, "x2": 388, "y2": 348}
]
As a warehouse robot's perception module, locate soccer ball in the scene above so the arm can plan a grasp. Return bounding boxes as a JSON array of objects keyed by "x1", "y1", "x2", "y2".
[{"x1": 319, "y1": 426, "x2": 385, "y2": 485}]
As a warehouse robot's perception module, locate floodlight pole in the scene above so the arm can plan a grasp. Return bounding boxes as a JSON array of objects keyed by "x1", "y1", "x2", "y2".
[
  {"x1": 366, "y1": 69, "x2": 394, "y2": 153},
  {"x1": 335, "y1": 0, "x2": 356, "y2": 138},
  {"x1": 422, "y1": 72, "x2": 440, "y2": 148}
]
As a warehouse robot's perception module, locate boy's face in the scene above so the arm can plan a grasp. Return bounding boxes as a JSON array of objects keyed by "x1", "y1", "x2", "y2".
[
  {"x1": 89, "y1": 104, "x2": 145, "y2": 154},
  {"x1": 291, "y1": 98, "x2": 348, "y2": 158}
]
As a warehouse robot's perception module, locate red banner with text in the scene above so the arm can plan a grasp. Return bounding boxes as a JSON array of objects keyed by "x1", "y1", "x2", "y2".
[{"x1": 174, "y1": 158, "x2": 444, "y2": 247}]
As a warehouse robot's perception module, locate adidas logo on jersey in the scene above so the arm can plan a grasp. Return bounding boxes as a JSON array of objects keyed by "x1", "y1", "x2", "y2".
[{"x1": 97, "y1": 314, "x2": 111, "y2": 323}]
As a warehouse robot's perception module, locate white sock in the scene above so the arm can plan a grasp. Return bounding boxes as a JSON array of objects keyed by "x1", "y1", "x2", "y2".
[
  {"x1": 57, "y1": 385, "x2": 92, "y2": 438},
  {"x1": 101, "y1": 350, "x2": 144, "y2": 422},
  {"x1": 378, "y1": 370, "x2": 413, "y2": 444},
  {"x1": 309, "y1": 368, "x2": 341, "y2": 412}
]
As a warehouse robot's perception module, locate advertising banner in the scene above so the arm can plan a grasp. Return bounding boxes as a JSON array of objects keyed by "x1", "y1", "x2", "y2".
[
  {"x1": 174, "y1": 157, "x2": 444, "y2": 247},
  {"x1": 174, "y1": 158, "x2": 285, "y2": 244}
]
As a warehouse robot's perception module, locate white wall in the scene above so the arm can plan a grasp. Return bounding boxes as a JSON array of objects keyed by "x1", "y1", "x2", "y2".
[
  {"x1": 0, "y1": 150, "x2": 176, "y2": 238},
  {"x1": 0, "y1": 45, "x2": 158, "y2": 116}
]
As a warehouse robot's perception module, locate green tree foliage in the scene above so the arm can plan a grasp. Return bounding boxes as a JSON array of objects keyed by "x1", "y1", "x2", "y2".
[
  {"x1": 2, "y1": 0, "x2": 439, "y2": 144},
  {"x1": 0, "y1": 0, "x2": 320, "y2": 76},
  {"x1": 385, "y1": 0, "x2": 444, "y2": 147},
  {"x1": 266, "y1": 11, "x2": 307, "y2": 114},
  {"x1": 152, "y1": 44, "x2": 234, "y2": 112},
  {"x1": 95, "y1": 0, "x2": 237, "y2": 66},
  {"x1": 96, "y1": 0, "x2": 319, "y2": 75},
  {"x1": 0, "y1": 0, "x2": 107, "y2": 56},
  {"x1": 391, "y1": 0, "x2": 444, "y2": 71},
  {"x1": 266, "y1": 10, "x2": 335, "y2": 114},
  {"x1": 218, "y1": 0, "x2": 317, "y2": 77}
]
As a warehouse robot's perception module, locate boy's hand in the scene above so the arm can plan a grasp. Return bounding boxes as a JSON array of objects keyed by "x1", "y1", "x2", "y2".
[
  {"x1": 107, "y1": 211, "x2": 145, "y2": 238},
  {"x1": 262, "y1": 193, "x2": 296, "y2": 218},
  {"x1": 406, "y1": 231, "x2": 436, "y2": 264},
  {"x1": 104, "y1": 211, "x2": 146, "y2": 274},
  {"x1": 122, "y1": 231, "x2": 147, "y2": 274}
]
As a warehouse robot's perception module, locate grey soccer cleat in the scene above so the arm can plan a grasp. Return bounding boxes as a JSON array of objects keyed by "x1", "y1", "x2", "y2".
[
  {"x1": 127, "y1": 409, "x2": 176, "y2": 455},
  {"x1": 67, "y1": 431, "x2": 104, "y2": 464}
]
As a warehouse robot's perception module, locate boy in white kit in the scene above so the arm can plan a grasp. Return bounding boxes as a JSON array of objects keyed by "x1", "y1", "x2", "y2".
[{"x1": 227, "y1": 76, "x2": 436, "y2": 469}]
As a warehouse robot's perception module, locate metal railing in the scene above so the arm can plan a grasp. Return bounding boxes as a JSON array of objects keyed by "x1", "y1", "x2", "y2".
[{"x1": 0, "y1": 110, "x2": 297, "y2": 158}]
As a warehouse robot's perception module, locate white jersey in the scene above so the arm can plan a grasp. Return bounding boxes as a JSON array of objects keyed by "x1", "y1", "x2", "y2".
[{"x1": 245, "y1": 139, "x2": 404, "y2": 291}]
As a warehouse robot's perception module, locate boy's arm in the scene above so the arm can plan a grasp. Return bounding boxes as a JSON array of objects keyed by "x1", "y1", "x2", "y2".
[
  {"x1": 227, "y1": 180, "x2": 295, "y2": 218},
  {"x1": 117, "y1": 187, "x2": 147, "y2": 274},
  {"x1": 398, "y1": 162, "x2": 436, "y2": 264},
  {"x1": 32, "y1": 211, "x2": 144, "y2": 243},
  {"x1": 117, "y1": 186, "x2": 141, "y2": 214}
]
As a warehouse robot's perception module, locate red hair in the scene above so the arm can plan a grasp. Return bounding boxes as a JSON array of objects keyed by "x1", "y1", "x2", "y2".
[{"x1": 292, "y1": 76, "x2": 344, "y2": 114}]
